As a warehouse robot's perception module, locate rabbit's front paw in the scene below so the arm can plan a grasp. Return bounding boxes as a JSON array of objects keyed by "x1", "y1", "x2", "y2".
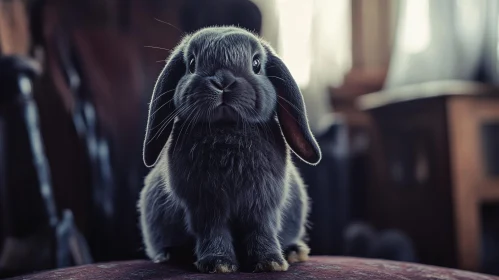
[
  {"x1": 153, "y1": 252, "x2": 170, "y2": 263},
  {"x1": 285, "y1": 242, "x2": 310, "y2": 263},
  {"x1": 253, "y1": 253, "x2": 289, "y2": 272},
  {"x1": 195, "y1": 255, "x2": 238, "y2": 273}
]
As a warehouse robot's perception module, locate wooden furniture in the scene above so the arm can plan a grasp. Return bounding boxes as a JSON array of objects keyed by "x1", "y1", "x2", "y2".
[
  {"x1": 0, "y1": 0, "x2": 30, "y2": 55},
  {"x1": 0, "y1": 55, "x2": 92, "y2": 278},
  {"x1": 358, "y1": 80, "x2": 499, "y2": 272},
  {"x1": 9, "y1": 257, "x2": 499, "y2": 280}
]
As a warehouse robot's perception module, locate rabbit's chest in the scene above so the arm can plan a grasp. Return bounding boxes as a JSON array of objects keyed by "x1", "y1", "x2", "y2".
[{"x1": 168, "y1": 123, "x2": 288, "y2": 198}]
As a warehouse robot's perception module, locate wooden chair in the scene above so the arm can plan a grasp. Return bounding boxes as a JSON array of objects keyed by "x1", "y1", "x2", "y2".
[{"x1": 358, "y1": 80, "x2": 499, "y2": 272}]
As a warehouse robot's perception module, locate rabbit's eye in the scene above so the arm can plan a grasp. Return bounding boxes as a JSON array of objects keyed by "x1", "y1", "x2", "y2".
[
  {"x1": 188, "y1": 58, "x2": 196, "y2": 73},
  {"x1": 252, "y1": 56, "x2": 261, "y2": 74}
]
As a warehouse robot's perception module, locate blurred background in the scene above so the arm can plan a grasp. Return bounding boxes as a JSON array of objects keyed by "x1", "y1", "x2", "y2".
[{"x1": 0, "y1": 0, "x2": 499, "y2": 278}]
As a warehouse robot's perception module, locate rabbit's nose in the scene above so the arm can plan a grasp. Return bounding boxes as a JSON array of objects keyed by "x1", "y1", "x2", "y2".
[
  {"x1": 222, "y1": 78, "x2": 236, "y2": 90},
  {"x1": 211, "y1": 70, "x2": 237, "y2": 91},
  {"x1": 209, "y1": 78, "x2": 236, "y2": 92},
  {"x1": 209, "y1": 79, "x2": 224, "y2": 91}
]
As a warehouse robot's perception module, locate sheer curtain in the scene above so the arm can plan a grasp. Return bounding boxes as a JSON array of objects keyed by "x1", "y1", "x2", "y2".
[
  {"x1": 252, "y1": 0, "x2": 352, "y2": 134},
  {"x1": 385, "y1": 0, "x2": 499, "y2": 89}
]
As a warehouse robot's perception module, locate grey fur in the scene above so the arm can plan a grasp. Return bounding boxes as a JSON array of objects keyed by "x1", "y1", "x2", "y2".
[{"x1": 138, "y1": 26, "x2": 321, "y2": 273}]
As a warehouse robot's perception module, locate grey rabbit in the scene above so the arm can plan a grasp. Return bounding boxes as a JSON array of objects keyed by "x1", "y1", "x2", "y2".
[{"x1": 138, "y1": 26, "x2": 321, "y2": 273}]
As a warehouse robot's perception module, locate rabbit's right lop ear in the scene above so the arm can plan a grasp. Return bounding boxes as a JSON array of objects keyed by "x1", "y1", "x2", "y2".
[
  {"x1": 143, "y1": 48, "x2": 186, "y2": 168},
  {"x1": 265, "y1": 50, "x2": 322, "y2": 165}
]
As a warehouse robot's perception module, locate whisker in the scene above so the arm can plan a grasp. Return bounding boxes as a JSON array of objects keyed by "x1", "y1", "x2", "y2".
[
  {"x1": 144, "y1": 45, "x2": 172, "y2": 51},
  {"x1": 146, "y1": 104, "x2": 187, "y2": 144},
  {"x1": 266, "y1": 75, "x2": 287, "y2": 82},
  {"x1": 150, "y1": 102, "x2": 184, "y2": 131},
  {"x1": 183, "y1": 106, "x2": 201, "y2": 144},
  {"x1": 277, "y1": 96, "x2": 305, "y2": 115},
  {"x1": 154, "y1": 18, "x2": 184, "y2": 34},
  {"x1": 161, "y1": 102, "x2": 197, "y2": 130},
  {"x1": 150, "y1": 88, "x2": 176, "y2": 104},
  {"x1": 149, "y1": 102, "x2": 195, "y2": 143},
  {"x1": 193, "y1": 111, "x2": 202, "y2": 133},
  {"x1": 172, "y1": 108, "x2": 197, "y2": 155},
  {"x1": 154, "y1": 115, "x2": 175, "y2": 141},
  {"x1": 149, "y1": 90, "x2": 203, "y2": 118},
  {"x1": 172, "y1": 100, "x2": 202, "y2": 143},
  {"x1": 153, "y1": 105, "x2": 191, "y2": 143},
  {"x1": 277, "y1": 103, "x2": 300, "y2": 124},
  {"x1": 148, "y1": 99, "x2": 171, "y2": 118}
]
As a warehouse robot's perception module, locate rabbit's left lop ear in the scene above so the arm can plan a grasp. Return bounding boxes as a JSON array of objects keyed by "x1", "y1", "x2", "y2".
[
  {"x1": 265, "y1": 50, "x2": 322, "y2": 165},
  {"x1": 143, "y1": 47, "x2": 186, "y2": 168}
]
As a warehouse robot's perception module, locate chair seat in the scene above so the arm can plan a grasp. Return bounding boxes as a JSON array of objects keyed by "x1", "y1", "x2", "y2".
[{"x1": 10, "y1": 256, "x2": 499, "y2": 280}]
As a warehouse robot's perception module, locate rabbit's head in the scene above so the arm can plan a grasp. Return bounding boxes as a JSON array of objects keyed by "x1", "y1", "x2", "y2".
[
  {"x1": 172, "y1": 27, "x2": 277, "y2": 125},
  {"x1": 143, "y1": 27, "x2": 321, "y2": 167}
]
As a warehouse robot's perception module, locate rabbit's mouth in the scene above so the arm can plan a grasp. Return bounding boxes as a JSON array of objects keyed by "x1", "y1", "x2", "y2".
[{"x1": 210, "y1": 104, "x2": 239, "y2": 122}]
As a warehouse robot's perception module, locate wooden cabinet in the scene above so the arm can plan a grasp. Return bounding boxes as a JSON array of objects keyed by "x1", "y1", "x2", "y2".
[{"x1": 358, "y1": 81, "x2": 499, "y2": 271}]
